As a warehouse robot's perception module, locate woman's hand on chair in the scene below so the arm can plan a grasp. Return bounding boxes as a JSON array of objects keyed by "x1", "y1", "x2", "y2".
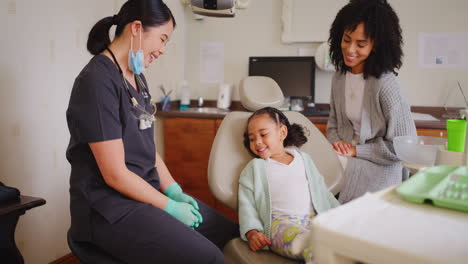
[
  {"x1": 343, "y1": 146, "x2": 356, "y2": 157},
  {"x1": 246, "y1": 230, "x2": 271, "y2": 251},
  {"x1": 332, "y1": 141, "x2": 355, "y2": 157}
]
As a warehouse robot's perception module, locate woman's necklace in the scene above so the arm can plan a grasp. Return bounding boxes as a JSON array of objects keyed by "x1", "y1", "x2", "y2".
[
  {"x1": 350, "y1": 87, "x2": 357, "y2": 100},
  {"x1": 348, "y1": 73, "x2": 362, "y2": 100}
]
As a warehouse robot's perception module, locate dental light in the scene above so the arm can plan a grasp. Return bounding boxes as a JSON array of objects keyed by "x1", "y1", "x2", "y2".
[{"x1": 181, "y1": 0, "x2": 250, "y2": 18}]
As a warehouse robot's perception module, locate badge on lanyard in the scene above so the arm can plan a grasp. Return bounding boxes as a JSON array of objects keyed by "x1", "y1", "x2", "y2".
[
  {"x1": 133, "y1": 103, "x2": 156, "y2": 130},
  {"x1": 142, "y1": 90, "x2": 149, "y2": 99},
  {"x1": 138, "y1": 112, "x2": 156, "y2": 130}
]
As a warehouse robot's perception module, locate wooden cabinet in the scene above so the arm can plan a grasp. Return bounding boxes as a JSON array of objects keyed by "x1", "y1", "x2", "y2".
[
  {"x1": 164, "y1": 118, "x2": 216, "y2": 206},
  {"x1": 417, "y1": 128, "x2": 447, "y2": 138},
  {"x1": 313, "y1": 123, "x2": 447, "y2": 140},
  {"x1": 314, "y1": 123, "x2": 327, "y2": 136},
  {"x1": 163, "y1": 117, "x2": 238, "y2": 222}
]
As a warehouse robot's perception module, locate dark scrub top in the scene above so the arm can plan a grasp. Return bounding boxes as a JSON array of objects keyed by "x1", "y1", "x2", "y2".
[{"x1": 66, "y1": 54, "x2": 159, "y2": 241}]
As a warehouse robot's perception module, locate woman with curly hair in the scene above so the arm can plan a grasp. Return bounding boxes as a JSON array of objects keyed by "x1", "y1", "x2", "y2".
[
  {"x1": 238, "y1": 107, "x2": 339, "y2": 262},
  {"x1": 326, "y1": 0, "x2": 416, "y2": 203}
]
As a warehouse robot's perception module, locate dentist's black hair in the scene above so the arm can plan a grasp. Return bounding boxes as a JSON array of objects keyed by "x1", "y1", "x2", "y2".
[
  {"x1": 87, "y1": 0, "x2": 176, "y2": 55},
  {"x1": 328, "y1": 0, "x2": 402, "y2": 79},
  {"x1": 243, "y1": 107, "x2": 308, "y2": 157}
]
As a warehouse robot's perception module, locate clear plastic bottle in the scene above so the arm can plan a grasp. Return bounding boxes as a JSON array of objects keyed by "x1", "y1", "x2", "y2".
[{"x1": 179, "y1": 80, "x2": 190, "y2": 111}]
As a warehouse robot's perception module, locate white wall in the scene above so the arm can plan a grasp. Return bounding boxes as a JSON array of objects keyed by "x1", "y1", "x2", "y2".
[
  {"x1": 184, "y1": 0, "x2": 468, "y2": 107},
  {"x1": 0, "y1": 0, "x2": 184, "y2": 262},
  {"x1": 393, "y1": 0, "x2": 468, "y2": 107},
  {"x1": 184, "y1": 0, "x2": 334, "y2": 104}
]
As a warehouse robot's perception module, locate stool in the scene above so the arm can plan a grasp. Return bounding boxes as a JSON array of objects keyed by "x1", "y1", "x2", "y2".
[
  {"x1": 0, "y1": 195, "x2": 46, "y2": 264},
  {"x1": 67, "y1": 229, "x2": 124, "y2": 264}
]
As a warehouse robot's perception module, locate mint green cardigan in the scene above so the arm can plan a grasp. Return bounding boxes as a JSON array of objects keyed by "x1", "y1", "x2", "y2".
[{"x1": 238, "y1": 151, "x2": 340, "y2": 241}]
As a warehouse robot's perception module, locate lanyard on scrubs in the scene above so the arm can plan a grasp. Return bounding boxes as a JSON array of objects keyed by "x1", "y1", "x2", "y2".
[{"x1": 106, "y1": 48, "x2": 156, "y2": 130}]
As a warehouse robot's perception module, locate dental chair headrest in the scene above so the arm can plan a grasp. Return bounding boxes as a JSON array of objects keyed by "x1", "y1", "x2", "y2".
[{"x1": 239, "y1": 76, "x2": 284, "y2": 111}]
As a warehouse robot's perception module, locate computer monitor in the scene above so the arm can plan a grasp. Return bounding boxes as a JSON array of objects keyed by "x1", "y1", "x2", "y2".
[{"x1": 248, "y1": 56, "x2": 316, "y2": 101}]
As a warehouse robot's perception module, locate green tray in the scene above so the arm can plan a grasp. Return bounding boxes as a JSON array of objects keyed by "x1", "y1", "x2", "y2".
[{"x1": 396, "y1": 165, "x2": 468, "y2": 212}]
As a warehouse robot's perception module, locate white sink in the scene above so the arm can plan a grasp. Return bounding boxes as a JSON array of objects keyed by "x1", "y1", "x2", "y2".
[
  {"x1": 394, "y1": 136, "x2": 447, "y2": 166},
  {"x1": 183, "y1": 107, "x2": 230, "y2": 114}
]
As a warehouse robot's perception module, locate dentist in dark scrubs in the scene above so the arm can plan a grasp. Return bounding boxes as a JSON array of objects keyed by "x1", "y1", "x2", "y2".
[{"x1": 66, "y1": 1, "x2": 238, "y2": 263}]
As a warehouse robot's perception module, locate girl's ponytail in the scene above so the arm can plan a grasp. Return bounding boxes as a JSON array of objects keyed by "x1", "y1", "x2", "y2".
[{"x1": 284, "y1": 123, "x2": 308, "y2": 148}]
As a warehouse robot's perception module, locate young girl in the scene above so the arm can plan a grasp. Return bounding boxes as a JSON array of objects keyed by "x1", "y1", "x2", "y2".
[
  {"x1": 238, "y1": 107, "x2": 339, "y2": 262},
  {"x1": 327, "y1": 0, "x2": 416, "y2": 203}
]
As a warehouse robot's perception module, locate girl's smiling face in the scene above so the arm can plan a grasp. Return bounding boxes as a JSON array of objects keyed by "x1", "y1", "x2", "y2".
[{"x1": 247, "y1": 114, "x2": 287, "y2": 160}]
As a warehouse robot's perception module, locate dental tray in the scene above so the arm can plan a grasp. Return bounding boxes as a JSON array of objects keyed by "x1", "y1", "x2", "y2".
[{"x1": 396, "y1": 166, "x2": 468, "y2": 212}]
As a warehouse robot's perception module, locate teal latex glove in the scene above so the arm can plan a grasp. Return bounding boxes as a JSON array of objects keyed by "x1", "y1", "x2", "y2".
[
  {"x1": 165, "y1": 183, "x2": 199, "y2": 210},
  {"x1": 165, "y1": 183, "x2": 203, "y2": 225},
  {"x1": 164, "y1": 199, "x2": 201, "y2": 228}
]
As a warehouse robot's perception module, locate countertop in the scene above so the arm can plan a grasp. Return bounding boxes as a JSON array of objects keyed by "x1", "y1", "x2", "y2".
[{"x1": 156, "y1": 101, "x2": 452, "y2": 130}]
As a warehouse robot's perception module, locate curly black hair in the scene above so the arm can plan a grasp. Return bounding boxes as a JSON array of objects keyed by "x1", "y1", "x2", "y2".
[
  {"x1": 243, "y1": 107, "x2": 308, "y2": 157},
  {"x1": 328, "y1": 0, "x2": 403, "y2": 79}
]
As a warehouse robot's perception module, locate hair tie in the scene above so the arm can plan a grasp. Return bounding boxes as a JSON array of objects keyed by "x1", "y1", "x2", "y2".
[{"x1": 112, "y1": 15, "x2": 119, "y2": 25}]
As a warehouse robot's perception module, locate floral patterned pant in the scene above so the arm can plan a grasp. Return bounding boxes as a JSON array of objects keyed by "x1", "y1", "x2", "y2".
[{"x1": 269, "y1": 214, "x2": 315, "y2": 263}]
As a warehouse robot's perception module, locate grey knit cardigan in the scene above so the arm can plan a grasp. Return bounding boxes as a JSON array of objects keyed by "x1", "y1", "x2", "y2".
[{"x1": 327, "y1": 72, "x2": 417, "y2": 203}]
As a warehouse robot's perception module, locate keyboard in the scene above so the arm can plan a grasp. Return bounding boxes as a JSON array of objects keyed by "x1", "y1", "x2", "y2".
[{"x1": 300, "y1": 108, "x2": 330, "y2": 117}]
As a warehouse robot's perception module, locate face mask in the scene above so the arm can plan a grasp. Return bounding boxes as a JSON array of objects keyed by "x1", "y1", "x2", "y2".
[{"x1": 128, "y1": 29, "x2": 145, "y2": 75}]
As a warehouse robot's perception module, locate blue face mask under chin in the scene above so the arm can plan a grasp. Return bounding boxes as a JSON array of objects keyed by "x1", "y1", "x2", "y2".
[
  {"x1": 128, "y1": 30, "x2": 145, "y2": 75},
  {"x1": 128, "y1": 50, "x2": 144, "y2": 75}
]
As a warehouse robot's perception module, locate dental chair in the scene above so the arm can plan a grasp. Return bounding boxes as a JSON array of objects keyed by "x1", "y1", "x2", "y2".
[{"x1": 208, "y1": 76, "x2": 343, "y2": 264}]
